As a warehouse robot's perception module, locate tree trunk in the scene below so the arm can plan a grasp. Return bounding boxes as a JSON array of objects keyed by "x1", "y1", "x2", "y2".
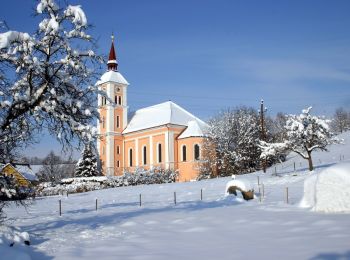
[{"x1": 307, "y1": 151, "x2": 314, "y2": 171}]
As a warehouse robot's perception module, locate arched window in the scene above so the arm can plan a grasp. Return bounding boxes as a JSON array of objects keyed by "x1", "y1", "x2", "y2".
[
  {"x1": 116, "y1": 116, "x2": 120, "y2": 128},
  {"x1": 114, "y1": 96, "x2": 118, "y2": 104},
  {"x1": 117, "y1": 146, "x2": 120, "y2": 154},
  {"x1": 143, "y1": 146, "x2": 147, "y2": 165},
  {"x1": 158, "y1": 143, "x2": 162, "y2": 163},
  {"x1": 129, "y1": 148, "x2": 133, "y2": 167},
  {"x1": 117, "y1": 161, "x2": 120, "y2": 167},
  {"x1": 182, "y1": 145, "x2": 187, "y2": 162},
  {"x1": 118, "y1": 96, "x2": 122, "y2": 105},
  {"x1": 194, "y1": 144, "x2": 200, "y2": 160}
]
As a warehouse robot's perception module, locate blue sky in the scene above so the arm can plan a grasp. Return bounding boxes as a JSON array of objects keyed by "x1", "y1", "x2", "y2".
[{"x1": 1, "y1": 0, "x2": 350, "y2": 158}]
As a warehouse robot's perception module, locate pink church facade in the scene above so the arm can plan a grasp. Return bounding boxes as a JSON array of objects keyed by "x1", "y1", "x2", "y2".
[{"x1": 97, "y1": 38, "x2": 208, "y2": 181}]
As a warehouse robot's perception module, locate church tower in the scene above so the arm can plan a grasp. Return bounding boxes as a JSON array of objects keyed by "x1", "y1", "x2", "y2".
[{"x1": 97, "y1": 36, "x2": 129, "y2": 176}]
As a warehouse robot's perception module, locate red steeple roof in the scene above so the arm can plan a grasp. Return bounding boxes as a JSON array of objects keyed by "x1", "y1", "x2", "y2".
[{"x1": 107, "y1": 35, "x2": 118, "y2": 71}]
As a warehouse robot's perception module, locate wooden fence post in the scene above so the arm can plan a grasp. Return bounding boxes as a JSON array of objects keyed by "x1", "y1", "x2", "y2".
[
  {"x1": 174, "y1": 192, "x2": 177, "y2": 205},
  {"x1": 95, "y1": 199, "x2": 98, "y2": 211},
  {"x1": 293, "y1": 162, "x2": 296, "y2": 172},
  {"x1": 59, "y1": 200, "x2": 61, "y2": 216},
  {"x1": 262, "y1": 183, "x2": 265, "y2": 198},
  {"x1": 139, "y1": 194, "x2": 142, "y2": 207},
  {"x1": 286, "y1": 187, "x2": 289, "y2": 204},
  {"x1": 200, "y1": 189, "x2": 203, "y2": 201}
]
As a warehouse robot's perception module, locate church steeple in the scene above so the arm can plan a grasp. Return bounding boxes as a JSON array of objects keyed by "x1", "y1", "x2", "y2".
[{"x1": 107, "y1": 34, "x2": 118, "y2": 71}]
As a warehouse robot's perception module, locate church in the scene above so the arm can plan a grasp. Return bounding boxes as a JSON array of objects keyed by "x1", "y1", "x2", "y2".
[{"x1": 97, "y1": 37, "x2": 208, "y2": 182}]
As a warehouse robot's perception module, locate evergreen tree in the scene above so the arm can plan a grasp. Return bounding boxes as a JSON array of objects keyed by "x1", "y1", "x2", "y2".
[{"x1": 75, "y1": 144, "x2": 100, "y2": 177}]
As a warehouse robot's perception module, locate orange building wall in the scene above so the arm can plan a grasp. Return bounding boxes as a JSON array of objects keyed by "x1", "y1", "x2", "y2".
[
  {"x1": 124, "y1": 139, "x2": 136, "y2": 172},
  {"x1": 138, "y1": 137, "x2": 150, "y2": 169},
  {"x1": 177, "y1": 137, "x2": 204, "y2": 182}
]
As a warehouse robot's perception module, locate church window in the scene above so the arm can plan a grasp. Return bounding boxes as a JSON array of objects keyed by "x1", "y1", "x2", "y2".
[
  {"x1": 194, "y1": 144, "x2": 200, "y2": 160},
  {"x1": 115, "y1": 96, "x2": 118, "y2": 104},
  {"x1": 102, "y1": 117, "x2": 105, "y2": 128},
  {"x1": 117, "y1": 160, "x2": 120, "y2": 167},
  {"x1": 117, "y1": 145, "x2": 120, "y2": 154},
  {"x1": 158, "y1": 143, "x2": 162, "y2": 163},
  {"x1": 116, "y1": 116, "x2": 120, "y2": 128},
  {"x1": 143, "y1": 146, "x2": 147, "y2": 165},
  {"x1": 182, "y1": 145, "x2": 187, "y2": 162},
  {"x1": 118, "y1": 96, "x2": 122, "y2": 105},
  {"x1": 101, "y1": 96, "x2": 107, "y2": 106},
  {"x1": 129, "y1": 148, "x2": 133, "y2": 167}
]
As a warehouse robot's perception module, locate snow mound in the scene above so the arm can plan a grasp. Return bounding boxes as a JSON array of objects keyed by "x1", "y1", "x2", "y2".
[
  {"x1": 225, "y1": 179, "x2": 253, "y2": 195},
  {"x1": 300, "y1": 163, "x2": 350, "y2": 213},
  {"x1": 0, "y1": 226, "x2": 31, "y2": 260}
]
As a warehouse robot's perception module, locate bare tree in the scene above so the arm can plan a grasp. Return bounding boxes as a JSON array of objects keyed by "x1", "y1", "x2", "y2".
[{"x1": 331, "y1": 107, "x2": 349, "y2": 133}]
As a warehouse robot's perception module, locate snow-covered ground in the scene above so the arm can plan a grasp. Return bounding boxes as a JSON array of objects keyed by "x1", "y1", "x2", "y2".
[{"x1": 3, "y1": 132, "x2": 350, "y2": 259}]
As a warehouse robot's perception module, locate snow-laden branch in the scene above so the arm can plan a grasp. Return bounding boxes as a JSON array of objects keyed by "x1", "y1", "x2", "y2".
[{"x1": 0, "y1": 0, "x2": 102, "y2": 158}]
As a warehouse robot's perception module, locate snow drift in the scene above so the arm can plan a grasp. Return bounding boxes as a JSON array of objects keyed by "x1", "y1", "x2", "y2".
[{"x1": 300, "y1": 163, "x2": 350, "y2": 213}]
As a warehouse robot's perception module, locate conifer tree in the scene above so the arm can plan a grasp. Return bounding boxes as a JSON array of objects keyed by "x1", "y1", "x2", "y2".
[{"x1": 75, "y1": 144, "x2": 100, "y2": 177}]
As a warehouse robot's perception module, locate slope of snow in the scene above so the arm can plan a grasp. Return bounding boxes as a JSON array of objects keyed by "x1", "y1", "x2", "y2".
[
  {"x1": 4, "y1": 132, "x2": 350, "y2": 260},
  {"x1": 123, "y1": 101, "x2": 207, "y2": 134}
]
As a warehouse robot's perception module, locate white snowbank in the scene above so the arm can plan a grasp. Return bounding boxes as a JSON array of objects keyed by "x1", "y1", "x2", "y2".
[
  {"x1": 300, "y1": 163, "x2": 350, "y2": 213},
  {"x1": 225, "y1": 178, "x2": 253, "y2": 196}
]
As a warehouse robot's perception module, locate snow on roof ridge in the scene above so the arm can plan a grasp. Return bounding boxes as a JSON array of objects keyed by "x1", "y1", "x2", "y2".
[{"x1": 123, "y1": 101, "x2": 207, "y2": 134}]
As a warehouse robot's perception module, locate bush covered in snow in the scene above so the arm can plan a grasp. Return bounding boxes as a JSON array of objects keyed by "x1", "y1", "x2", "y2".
[
  {"x1": 0, "y1": 225, "x2": 31, "y2": 260},
  {"x1": 225, "y1": 176, "x2": 255, "y2": 201},
  {"x1": 36, "y1": 168, "x2": 178, "y2": 196},
  {"x1": 299, "y1": 163, "x2": 350, "y2": 213}
]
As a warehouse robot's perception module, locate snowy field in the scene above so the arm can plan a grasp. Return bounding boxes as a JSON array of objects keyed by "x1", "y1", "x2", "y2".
[{"x1": 4, "y1": 132, "x2": 350, "y2": 260}]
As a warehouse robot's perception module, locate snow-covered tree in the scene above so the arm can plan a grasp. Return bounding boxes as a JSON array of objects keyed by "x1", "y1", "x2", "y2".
[
  {"x1": 0, "y1": 0, "x2": 102, "y2": 162},
  {"x1": 201, "y1": 107, "x2": 261, "y2": 176},
  {"x1": 75, "y1": 144, "x2": 100, "y2": 177},
  {"x1": 331, "y1": 107, "x2": 349, "y2": 134},
  {"x1": 261, "y1": 107, "x2": 339, "y2": 171},
  {"x1": 0, "y1": 174, "x2": 32, "y2": 223}
]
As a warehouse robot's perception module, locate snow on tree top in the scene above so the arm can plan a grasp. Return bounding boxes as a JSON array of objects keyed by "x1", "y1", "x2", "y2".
[
  {"x1": 123, "y1": 101, "x2": 207, "y2": 134},
  {"x1": 178, "y1": 120, "x2": 207, "y2": 139},
  {"x1": 96, "y1": 70, "x2": 129, "y2": 86}
]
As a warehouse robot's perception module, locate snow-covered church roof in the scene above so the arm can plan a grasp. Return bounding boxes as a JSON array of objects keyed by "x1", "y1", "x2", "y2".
[
  {"x1": 178, "y1": 120, "x2": 207, "y2": 139},
  {"x1": 123, "y1": 101, "x2": 208, "y2": 134},
  {"x1": 96, "y1": 70, "x2": 129, "y2": 86}
]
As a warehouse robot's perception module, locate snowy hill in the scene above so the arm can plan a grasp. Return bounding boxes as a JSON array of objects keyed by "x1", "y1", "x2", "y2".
[{"x1": 4, "y1": 132, "x2": 350, "y2": 260}]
